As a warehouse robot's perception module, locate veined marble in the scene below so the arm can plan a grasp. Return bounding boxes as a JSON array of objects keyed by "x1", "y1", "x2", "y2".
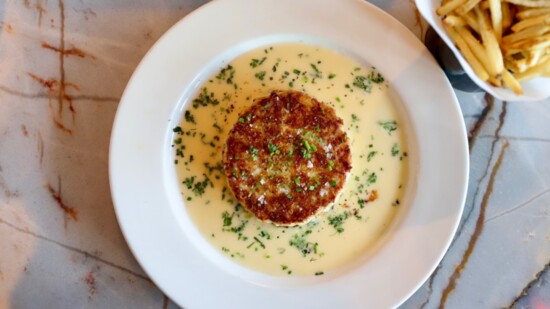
[{"x1": 0, "y1": 1, "x2": 548, "y2": 308}]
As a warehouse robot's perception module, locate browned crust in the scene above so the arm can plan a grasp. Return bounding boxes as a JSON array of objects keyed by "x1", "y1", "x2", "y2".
[{"x1": 223, "y1": 90, "x2": 352, "y2": 226}]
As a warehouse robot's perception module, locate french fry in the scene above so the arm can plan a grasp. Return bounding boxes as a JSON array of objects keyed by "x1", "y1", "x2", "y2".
[
  {"x1": 444, "y1": 15, "x2": 468, "y2": 27},
  {"x1": 437, "y1": 0, "x2": 468, "y2": 15},
  {"x1": 504, "y1": 0, "x2": 550, "y2": 7},
  {"x1": 476, "y1": 7, "x2": 505, "y2": 74},
  {"x1": 502, "y1": 25, "x2": 550, "y2": 45},
  {"x1": 456, "y1": 0, "x2": 483, "y2": 15},
  {"x1": 444, "y1": 24, "x2": 491, "y2": 80},
  {"x1": 502, "y1": 2, "x2": 513, "y2": 30},
  {"x1": 514, "y1": 56, "x2": 550, "y2": 80},
  {"x1": 516, "y1": 7, "x2": 550, "y2": 18},
  {"x1": 526, "y1": 48, "x2": 544, "y2": 66},
  {"x1": 489, "y1": 0, "x2": 504, "y2": 41},
  {"x1": 488, "y1": 75, "x2": 503, "y2": 86},
  {"x1": 456, "y1": 26, "x2": 496, "y2": 74},
  {"x1": 501, "y1": 70, "x2": 524, "y2": 93},
  {"x1": 511, "y1": 13, "x2": 550, "y2": 32},
  {"x1": 438, "y1": 0, "x2": 550, "y2": 95}
]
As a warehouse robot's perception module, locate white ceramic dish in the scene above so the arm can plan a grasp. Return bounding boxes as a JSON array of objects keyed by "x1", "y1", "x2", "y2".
[
  {"x1": 416, "y1": 0, "x2": 550, "y2": 102},
  {"x1": 109, "y1": 0, "x2": 469, "y2": 308}
]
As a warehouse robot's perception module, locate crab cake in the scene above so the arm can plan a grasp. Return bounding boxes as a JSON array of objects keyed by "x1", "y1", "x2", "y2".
[{"x1": 223, "y1": 90, "x2": 352, "y2": 226}]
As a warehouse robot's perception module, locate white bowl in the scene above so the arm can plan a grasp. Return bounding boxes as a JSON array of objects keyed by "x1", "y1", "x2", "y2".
[{"x1": 416, "y1": 0, "x2": 550, "y2": 101}]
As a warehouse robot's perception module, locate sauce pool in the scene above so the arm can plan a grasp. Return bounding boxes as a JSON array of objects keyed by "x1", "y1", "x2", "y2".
[{"x1": 172, "y1": 43, "x2": 408, "y2": 276}]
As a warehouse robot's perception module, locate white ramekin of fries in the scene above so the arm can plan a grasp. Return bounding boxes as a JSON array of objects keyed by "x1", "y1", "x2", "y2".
[{"x1": 416, "y1": 0, "x2": 550, "y2": 101}]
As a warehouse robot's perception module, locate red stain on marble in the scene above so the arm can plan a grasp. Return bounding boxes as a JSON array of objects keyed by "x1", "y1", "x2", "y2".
[
  {"x1": 27, "y1": 72, "x2": 76, "y2": 134},
  {"x1": 21, "y1": 125, "x2": 29, "y2": 137},
  {"x1": 41, "y1": 42, "x2": 96, "y2": 59},
  {"x1": 27, "y1": 73, "x2": 58, "y2": 91},
  {"x1": 46, "y1": 180, "x2": 78, "y2": 221},
  {"x1": 5, "y1": 24, "x2": 14, "y2": 34},
  {"x1": 84, "y1": 270, "x2": 97, "y2": 298}
]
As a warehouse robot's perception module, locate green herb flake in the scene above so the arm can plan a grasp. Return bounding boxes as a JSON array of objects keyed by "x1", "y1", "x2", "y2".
[
  {"x1": 367, "y1": 172, "x2": 377, "y2": 185},
  {"x1": 222, "y1": 211, "x2": 233, "y2": 227},
  {"x1": 367, "y1": 151, "x2": 377, "y2": 162},
  {"x1": 378, "y1": 120, "x2": 398, "y2": 135},
  {"x1": 215, "y1": 65, "x2": 235, "y2": 84},
  {"x1": 268, "y1": 144, "x2": 280, "y2": 155},
  {"x1": 184, "y1": 110, "x2": 195, "y2": 124},
  {"x1": 391, "y1": 143, "x2": 399, "y2": 156},
  {"x1": 255, "y1": 71, "x2": 266, "y2": 81},
  {"x1": 193, "y1": 88, "x2": 220, "y2": 108},
  {"x1": 250, "y1": 57, "x2": 267, "y2": 68},
  {"x1": 328, "y1": 212, "x2": 350, "y2": 233}
]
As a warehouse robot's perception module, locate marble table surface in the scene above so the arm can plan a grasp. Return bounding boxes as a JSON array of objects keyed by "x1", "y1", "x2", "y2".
[{"x1": 1, "y1": 0, "x2": 549, "y2": 308}]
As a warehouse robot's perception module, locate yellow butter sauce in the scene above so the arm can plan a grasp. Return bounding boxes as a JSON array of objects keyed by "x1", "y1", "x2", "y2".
[{"x1": 172, "y1": 43, "x2": 408, "y2": 276}]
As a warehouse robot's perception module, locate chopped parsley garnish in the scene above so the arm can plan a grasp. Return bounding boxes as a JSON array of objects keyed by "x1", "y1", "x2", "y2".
[
  {"x1": 369, "y1": 71, "x2": 385, "y2": 83},
  {"x1": 328, "y1": 211, "x2": 351, "y2": 233},
  {"x1": 193, "y1": 88, "x2": 219, "y2": 108},
  {"x1": 328, "y1": 73, "x2": 336, "y2": 79},
  {"x1": 182, "y1": 174, "x2": 212, "y2": 196},
  {"x1": 289, "y1": 232, "x2": 318, "y2": 256},
  {"x1": 310, "y1": 63, "x2": 322, "y2": 78},
  {"x1": 184, "y1": 110, "x2": 196, "y2": 124},
  {"x1": 222, "y1": 211, "x2": 233, "y2": 227},
  {"x1": 250, "y1": 57, "x2": 267, "y2": 68},
  {"x1": 315, "y1": 271, "x2": 324, "y2": 276},
  {"x1": 255, "y1": 71, "x2": 266, "y2": 81},
  {"x1": 391, "y1": 143, "x2": 399, "y2": 156},
  {"x1": 215, "y1": 65, "x2": 235, "y2": 84},
  {"x1": 367, "y1": 151, "x2": 377, "y2": 162},
  {"x1": 267, "y1": 144, "x2": 280, "y2": 155},
  {"x1": 378, "y1": 120, "x2": 398, "y2": 135},
  {"x1": 367, "y1": 172, "x2": 377, "y2": 185},
  {"x1": 353, "y1": 75, "x2": 373, "y2": 92}
]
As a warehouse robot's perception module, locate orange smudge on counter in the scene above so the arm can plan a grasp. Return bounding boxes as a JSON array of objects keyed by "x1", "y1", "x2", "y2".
[
  {"x1": 46, "y1": 182, "x2": 78, "y2": 221},
  {"x1": 84, "y1": 270, "x2": 97, "y2": 298},
  {"x1": 21, "y1": 125, "x2": 29, "y2": 137},
  {"x1": 41, "y1": 42, "x2": 96, "y2": 59},
  {"x1": 27, "y1": 73, "x2": 58, "y2": 91},
  {"x1": 4, "y1": 24, "x2": 14, "y2": 33}
]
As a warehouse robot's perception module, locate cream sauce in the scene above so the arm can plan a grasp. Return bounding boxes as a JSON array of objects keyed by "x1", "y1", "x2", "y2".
[{"x1": 172, "y1": 43, "x2": 408, "y2": 276}]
